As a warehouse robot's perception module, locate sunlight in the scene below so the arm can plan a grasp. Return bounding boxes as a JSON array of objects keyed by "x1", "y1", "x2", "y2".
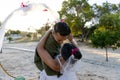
[
  {"x1": 0, "y1": 2, "x2": 60, "y2": 51},
  {"x1": 5, "y1": 3, "x2": 59, "y2": 31}
]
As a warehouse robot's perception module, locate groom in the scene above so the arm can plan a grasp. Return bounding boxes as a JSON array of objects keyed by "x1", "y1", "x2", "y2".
[{"x1": 35, "y1": 22, "x2": 74, "y2": 79}]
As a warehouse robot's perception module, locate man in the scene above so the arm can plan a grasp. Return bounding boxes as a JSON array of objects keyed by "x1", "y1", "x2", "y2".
[{"x1": 35, "y1": 22, "x2": 74, "y2": 79}]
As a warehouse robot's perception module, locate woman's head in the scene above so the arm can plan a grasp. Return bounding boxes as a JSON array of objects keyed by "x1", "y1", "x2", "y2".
[{"x1": 61, "y1": 43, "x2": 82, "y2": 61}]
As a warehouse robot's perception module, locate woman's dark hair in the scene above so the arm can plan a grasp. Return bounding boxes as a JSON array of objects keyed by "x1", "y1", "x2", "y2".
[
  {"x1": 61, "y1": 43, "x2": 82, "y2": 61},
  {"x1": 54, "y1": 22, "x2": 71, "y2": 36}
]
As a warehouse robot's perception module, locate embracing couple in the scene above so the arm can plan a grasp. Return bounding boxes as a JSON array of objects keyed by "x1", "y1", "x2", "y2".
[{"x1": 34, "y1": 22, "x2": 82, "y2": 80}]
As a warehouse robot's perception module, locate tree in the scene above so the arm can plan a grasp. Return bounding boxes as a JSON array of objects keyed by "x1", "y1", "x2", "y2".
[
  {"x1": 99, "y1": 13, "x2": 120, "y2": 31},
  {"x1": 90, "y1": 13, "x2": 120, "y2": 61},
  {"x1": 92, "y1": 2, "x2": 120, "y2": 26},
  {"x1": 59, "y1": 0, "x2": 94, "y2": 40},
  {"x1": 91, "y1": 28, "x2": 119, "y2": 61},
  {"x1": 7, "y1": 36, "x2": 13, "y2": 43},
  {"x1": 99, "y1": 13, "x2": 120, "y2": 48}
]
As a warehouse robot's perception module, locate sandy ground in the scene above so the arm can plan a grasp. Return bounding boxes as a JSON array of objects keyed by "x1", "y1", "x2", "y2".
[{"x1": 0, "y1": 41, "x2": 120, "y2": 80}]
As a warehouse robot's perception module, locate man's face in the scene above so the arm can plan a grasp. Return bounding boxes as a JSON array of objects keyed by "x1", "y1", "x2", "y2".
[{"x1": 55, "y1": 33, "x2": 68, "y2": 44}]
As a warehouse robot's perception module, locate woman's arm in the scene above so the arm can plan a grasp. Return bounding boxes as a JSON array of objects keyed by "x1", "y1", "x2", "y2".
[{"x1": 37, "y1": 29, "x2": 61, "y2": 71}]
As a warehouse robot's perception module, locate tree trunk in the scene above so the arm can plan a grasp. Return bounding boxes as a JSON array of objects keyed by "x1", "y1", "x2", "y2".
[{"x1": 105, "y1": 47, "x2": 108, "y2": 61}]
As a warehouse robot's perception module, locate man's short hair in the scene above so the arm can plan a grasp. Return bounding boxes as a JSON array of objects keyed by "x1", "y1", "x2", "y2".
[{"x1": 54, "y1": 22, "x2": 71, "y2": 36}]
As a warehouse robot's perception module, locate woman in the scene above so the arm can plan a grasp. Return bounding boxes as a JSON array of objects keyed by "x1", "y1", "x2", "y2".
[
  {"x1": 57, "y1": 43, "x2": 82, "y2": 80},
  {"x1": 36, "y1": 29, "x2": 82, "y2": 80}
]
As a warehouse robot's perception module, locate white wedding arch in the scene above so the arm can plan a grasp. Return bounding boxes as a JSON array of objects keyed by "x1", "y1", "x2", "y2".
[{"x1": 0, "y1": 2, "x2": 60, "y2": 52}]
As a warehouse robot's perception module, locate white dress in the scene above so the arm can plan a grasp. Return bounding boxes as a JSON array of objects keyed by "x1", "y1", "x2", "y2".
[
  {"x1": 39, "y1": 55, "x2": 78, "y2": 80},
  {"x1": 57, "y1": 55, "x2": 79, "y2": 80},
  {"x1": 39, "y1": 69, "x2": 78, "y2": 80},
  {"x1": 39, "y1": 70, "x2": 58, "y2": 80},
  {"x1": 58, "y1": 68, "x2": 78, "y2": 80}
]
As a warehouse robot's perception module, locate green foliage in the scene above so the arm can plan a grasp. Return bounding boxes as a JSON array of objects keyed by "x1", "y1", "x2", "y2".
[
  {"x1": 91, "y1": 13, "x2": 120, "y2": 49},
  {"x1": 90, "y1": 27, "x2": 120, "y2": 61},
  {"x1": 92, "y1": 2, "x2": 120, "y2": 18},
  {"x1": 91, "y1": 27, "x2": 120, "y2": 49},
  {"x1": 59, "y1": 0, "x2": 94, "y2": 37},
  {"x1": 26, "y1": 33, "x2": 31, "y2": 37},
  {"x1": 72, "y1": 30, "x2": 82, "y2": 37},
  {"x1": 59, "y1": 0, "x2": 120, "y2": 42},
  {"x1": 7, "y1": 36, "x2": 12, "y2": 43},
  {"x1": 5, "y1": 30, "x2": 21, "y2": 36},
  {"x1": 99, "y1": 13, "x2": 120, "y2": 30},
  {"x1": 36, "y1": 22, "x2": 50, "y2": 35}
]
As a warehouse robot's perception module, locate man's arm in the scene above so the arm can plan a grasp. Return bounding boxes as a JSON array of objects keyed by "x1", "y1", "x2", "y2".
[
  {"x1": 67, "y1": 33, "x2": 78, "y2": 47},
  {"x1": 36, "y1": 29, "x2": 60, "y2": 71}
]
